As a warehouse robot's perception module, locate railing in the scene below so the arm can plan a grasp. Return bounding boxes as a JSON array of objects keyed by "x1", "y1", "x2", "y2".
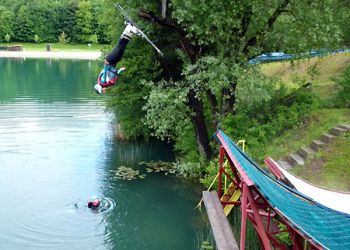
[{"x1": 195, "y1": 139, "x2": 245, "y2": 209}]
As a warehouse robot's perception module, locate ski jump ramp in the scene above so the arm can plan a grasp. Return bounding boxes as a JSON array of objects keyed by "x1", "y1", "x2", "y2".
[
  {"x1": 212, "y1": 130, "x2": 350, "y2": 250},
  {"x1": 265, "y1": 157, "x2": 350, "y2": 215}
]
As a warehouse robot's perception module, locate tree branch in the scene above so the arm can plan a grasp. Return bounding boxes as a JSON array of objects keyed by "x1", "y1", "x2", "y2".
[
  {"x1": 242, "y1": 0, "x2": 290, "y2": 54},
  {"x1": 138, "y1": 9, "x2": 199, "y2": 62},
  {"x1": 239, "y1": 3, "x2": 253, "y2": 38}
]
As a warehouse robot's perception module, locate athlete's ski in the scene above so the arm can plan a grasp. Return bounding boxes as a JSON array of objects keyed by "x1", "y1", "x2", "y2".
[{"x1": 115, "y1": 3, "x2": 164, "y2": 57}]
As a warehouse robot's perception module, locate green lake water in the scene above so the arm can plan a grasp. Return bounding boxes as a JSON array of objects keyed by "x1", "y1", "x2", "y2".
[{"x1": 0, "y1": 58, "x2": 207, "y2": 249}]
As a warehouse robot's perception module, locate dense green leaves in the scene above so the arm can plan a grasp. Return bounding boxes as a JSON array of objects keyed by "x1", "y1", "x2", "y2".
[
  {"x1": 0, "y1": 6, "x2": 14, "y2": 42},
  {"x1": 334, "y1": 65, "x2": 350, "y2": 108},
  {"x1": 13, "y1": 5, "x2": 35, "y2": 42},
  {"x1": 0, "y1": 0, "x2": 113, "y2": 43},
  {"x1": 102, "y1": 0, "x2": 347, "y2": 162},
  {"x1": 76, "y1": 1, "x2": 93, "y2": 43},
  {"x1": 2, "y1": 0, "x2": 347, "y2": 168}
]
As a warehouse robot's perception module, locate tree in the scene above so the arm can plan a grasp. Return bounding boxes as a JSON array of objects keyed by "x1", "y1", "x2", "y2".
[
  {"x1": 58, "y1": 31, "x2": 70, "y2": 44},
  {"x1": 57, "y1": 1, "x2": 79, "y2": 42},
  {"x1": 75, "y1": 0, "x2": 93, "y2": 43},
  {"x1": 4, "y1": 33, "x2": 10, "y2": 42},
  {"x1": 13, "y1": 5, "x2": 35, "y2": 41},
  {"x1": 0, "y1": 6, "x2": 14, "y2": 42},
  {"x1": 106, "y1": 0, "x2": 343, "y2": 160},
  {"x1": 333, "y1": 0, "x2": 350, "y2": 46}
]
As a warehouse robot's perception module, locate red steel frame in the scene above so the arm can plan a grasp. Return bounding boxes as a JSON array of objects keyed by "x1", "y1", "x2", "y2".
[{"x1": 216, "y1": 146, "x2": 322, "y2": 250}]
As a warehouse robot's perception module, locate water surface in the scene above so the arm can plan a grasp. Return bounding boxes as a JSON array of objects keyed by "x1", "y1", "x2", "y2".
[{"x1": 0, "y1": 58, "x2": 204, "y2": 249}]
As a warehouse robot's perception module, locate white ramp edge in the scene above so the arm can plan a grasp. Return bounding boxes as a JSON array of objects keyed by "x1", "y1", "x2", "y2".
[{"x1": 271, "y1": 158, "x2": 350, "y2": 215}]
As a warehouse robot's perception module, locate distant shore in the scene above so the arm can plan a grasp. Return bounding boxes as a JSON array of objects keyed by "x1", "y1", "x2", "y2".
[{"x1": 0, "y1": 51, "x2": 102, "y2": 60}]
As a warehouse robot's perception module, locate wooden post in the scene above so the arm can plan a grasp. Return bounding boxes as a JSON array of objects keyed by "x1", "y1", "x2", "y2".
[
  {"x1": 203, "y1": 191, "x2": 239, "y2": 250},
  {"x1": 46, "y1": 44, "x2": 51, "y2": 52}
]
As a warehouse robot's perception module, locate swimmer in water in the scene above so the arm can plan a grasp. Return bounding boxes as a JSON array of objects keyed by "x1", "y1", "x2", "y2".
[{"x1": 87, "y1": 196, "x2": 101, "y2": 209}]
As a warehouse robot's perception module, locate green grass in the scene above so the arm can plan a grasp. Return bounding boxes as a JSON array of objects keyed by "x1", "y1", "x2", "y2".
[
  {"x1": 0, "y1": 42, "x2": 106, "y2": 52},
  {"x1": 265, "y1": 109, "x2": 350, "y2": 160},
  {"x1": 260, "y1": 53, "x2": 350, "y2": 100},
  {"x1": 291, "y1": 132, "x2": 350, "y2": 192},
  {"x1": 260, "y1": 54, "x2": 350, "y2": 191}
]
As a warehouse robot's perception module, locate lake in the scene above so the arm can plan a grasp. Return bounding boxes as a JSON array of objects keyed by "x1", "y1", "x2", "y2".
[{"x1": 0, "y1": 58, "x2": 206, "y2": 249}]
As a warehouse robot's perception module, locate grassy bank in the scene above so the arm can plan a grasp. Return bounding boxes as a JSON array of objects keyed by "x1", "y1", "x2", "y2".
[
  {"x1": 0, "y1": 42, "x2": 105, "y2": 52},
  {"x1": 291, "y1": 131, "x2": 350, "y2": 192},
  {"x1": 260, "y1": 53, "x2": 350, "y2": 191},
  {"x1": 260, "y1": 52, "x2": 350, "y2": 99},
  {"x1": 265, "y1": 109, "x2": 350, "y2": 160}
]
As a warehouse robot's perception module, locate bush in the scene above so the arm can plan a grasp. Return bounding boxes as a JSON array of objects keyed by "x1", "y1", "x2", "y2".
[
  {"x1": 89, "y1": 34, "x2": 98, "y2": 44},
  {"x1": 334, "y1": 65, "x2": 350, "y2": 108},
  {"x1": 34, "y1": 34, "x2": 40, "y2": 43},
  {"x1": 222, "y1": 87, "x2": 319, "y2": 162},
  {"x1": 4, "y1": 33, "x2": 10, "y2": 43},
  {"x1": 58, "y1": 31, "x2": 70, "y2": 44}
]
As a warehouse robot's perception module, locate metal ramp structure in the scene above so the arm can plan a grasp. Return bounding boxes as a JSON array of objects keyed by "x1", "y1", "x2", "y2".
[{"x1": 205, "y1": 130, "x2": 350, "y2": 250}]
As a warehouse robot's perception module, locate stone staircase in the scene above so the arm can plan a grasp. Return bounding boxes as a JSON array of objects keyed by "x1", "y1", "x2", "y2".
[{"x1": 277, "y1": 124, "x2": 350, "y2": 170}]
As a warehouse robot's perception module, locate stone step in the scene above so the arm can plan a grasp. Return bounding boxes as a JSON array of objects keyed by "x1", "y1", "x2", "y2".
[
  {"x1": 311, "y1": 140, "x2": 326, "y2": 151},
  {"x1": 329, "y1": 126, "x2": 347, "y2": 136},
  {"x1": 277, "y1": 160, "x2": 293, "y2": 170},
  {"x1": 298, "y1": 146, "x2": 315, "y2": 159},
  {"x1": 321, "y1": 133, "x2": 335, "y2": 143},
  {"x1": 339, "y1": 124, "x2": 350, "y2": 131},
  {"x1": 288, "y1": 153, "x2": 305, "y2": 166}
]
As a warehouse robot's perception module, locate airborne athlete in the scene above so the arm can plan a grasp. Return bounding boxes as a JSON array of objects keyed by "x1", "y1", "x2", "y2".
[
  {"x1": 94, "y1": 23, "x2": 140, "y2": 94},
  {"x1": 94, "y1": 4, "x2": 163, "y2": 95}
]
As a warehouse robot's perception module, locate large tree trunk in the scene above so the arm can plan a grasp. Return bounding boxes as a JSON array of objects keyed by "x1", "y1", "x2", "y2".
[
  {"x1": 139, "y1": 8, "x2": 212, "y2": 160},
  {"x1": 188, "y1": 90, "x2": 212, "y2": 160},
  {"x1": 206, "y1": 90, "x2": 219, "y2": 128},
  {"x1": 227, "y1": 82, "x2": 237, "y2": 114}
]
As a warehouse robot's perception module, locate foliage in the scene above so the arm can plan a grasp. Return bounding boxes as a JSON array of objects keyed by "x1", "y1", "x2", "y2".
[
  {"x1": 334, "y1": 65, "x2": 350, "y2": 108},
  {"x1": 143, "y1": 79, "x2": 192, "y2": 140},
  {"x1": 276, "y1": 223, "x2": 292, "y2": 247},
  {"x1": 13, "y1": 5, "x2": 35, "y2": 42},
  {"x1": 89, "y1": 34, "x2": 98, "y2": 44},
  {"x1": 75, "y1": 1, "x2": 93, "y2": 43},
  {"x1": 172, "y1": 161, "x2": 203, "y2": 178},
  {"x1": 334, "y1": 0, "x2": 350, "y2": 46},
  {"x1": 4, "y1": 33, "x2": 10, "y2": 43},
  {"x1": 0, "y1": 6, "x2": 14, "y2": 42},
  {"x1": 58, "y1": 31, "x2": 70, "y2": 44},
  {"x1": 34, "y1": 34, "x2": 39, "y2": 43},
  {"x1": 200, "y1": 161, "x2": 219, "y2": 190},
  {"x1": 0, "y1": 0, "x2": 112, "y2": 44},
  {"x1": 98, "y1": 0, "x2": 348, "y2": 168},
  {"x1": 223, "y1": 86, "x2": 319, "y2": 161}
]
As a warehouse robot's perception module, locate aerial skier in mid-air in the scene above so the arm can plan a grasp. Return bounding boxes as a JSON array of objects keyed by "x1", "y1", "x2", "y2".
[
  {"x1": 94, "y1": 4, "x2": 163, "y2": 95},
  {"x1": 94, "y1": 22, "x2": 140, "y2": 94}
]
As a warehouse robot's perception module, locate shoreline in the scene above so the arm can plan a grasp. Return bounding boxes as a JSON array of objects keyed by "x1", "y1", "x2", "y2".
[{"x1": 0, "y1": 51, "x2": 102, "y2": 60}]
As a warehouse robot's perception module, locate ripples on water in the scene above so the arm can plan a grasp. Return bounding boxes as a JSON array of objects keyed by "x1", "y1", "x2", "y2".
[{"x1": 0, "y1": 59, "x2": 205, "y2": 250}]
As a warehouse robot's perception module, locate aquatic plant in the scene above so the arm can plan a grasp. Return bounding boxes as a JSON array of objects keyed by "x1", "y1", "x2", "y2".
[{"x1": 112, "y1": 166, "x2": 146, "y2": 180}]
